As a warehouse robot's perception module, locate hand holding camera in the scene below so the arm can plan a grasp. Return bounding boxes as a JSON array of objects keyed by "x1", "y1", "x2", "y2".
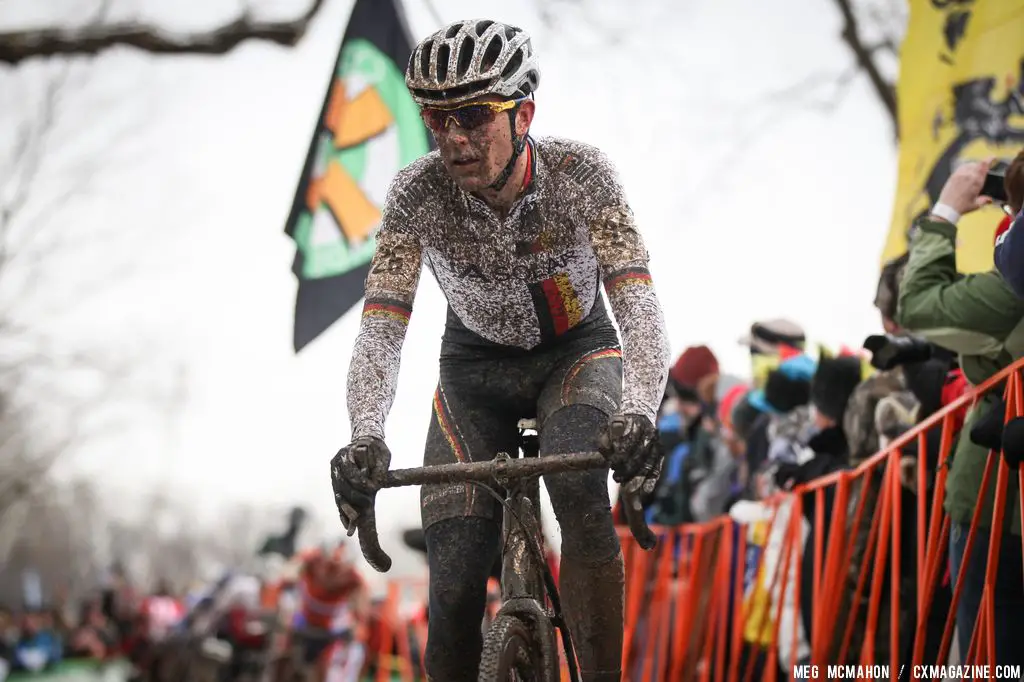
[
  {"x1": 934, "y1": 157, "x2": 1014, "y2": 223},
  {"x1": 936, "y1": 158, "x2": 995, "y2": 220}
]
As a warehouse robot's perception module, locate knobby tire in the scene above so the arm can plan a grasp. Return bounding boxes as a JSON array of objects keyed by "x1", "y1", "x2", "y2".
[{"x1": 477, "y1": 614, "x2": 544, "y2": 682}]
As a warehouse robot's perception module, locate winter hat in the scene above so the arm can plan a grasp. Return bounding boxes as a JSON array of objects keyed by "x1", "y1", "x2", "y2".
[
  {"x1": 810, "y1": 354, "x2": 865, "y2": 422},
  {"x1": 761, "y1": 370, "x2": 812, "y2": 413},
  {"x1": 669, "y1": 345, "x2": 719, "y2": 393},
  {"x1": 842, "y1": 369, "x2": 908, "y2": 465},
  {"x1": 748, "y1": 354, "x2": 816, "y2": 414},
  {"x1": 874, "y1": 392, "x2": 919, "y2": 445},
  {"x1": 747, "y1": 334, "x2": 804, "y2": 389},
  {"x1": 739, "y1": 319, "x2": 807, "y2": 355}
]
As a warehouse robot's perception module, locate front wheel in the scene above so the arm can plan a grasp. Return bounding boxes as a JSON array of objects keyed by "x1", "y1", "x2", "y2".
[{"x1": 477, "y1": 615, "x2": 544, "y2": 682}]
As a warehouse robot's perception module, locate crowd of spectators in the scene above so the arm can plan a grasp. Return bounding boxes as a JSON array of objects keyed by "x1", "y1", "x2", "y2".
[
  {"x1": 0, "y1": 534, "x2": 408, "y2": 682},
  {"x1": 0, "y1": 571, "x2": 135, "y2": 679},
  {"x1": 614, "y1": 147, "x2": 1024, "y2": 673}
]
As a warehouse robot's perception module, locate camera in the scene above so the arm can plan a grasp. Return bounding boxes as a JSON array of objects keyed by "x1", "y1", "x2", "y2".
[
  {"x1": 982, "y1": 168, "x2": 1009, "y2": 203},
  {"x1": 863, "y1": 334, "x2": 934, "y2": 371}
]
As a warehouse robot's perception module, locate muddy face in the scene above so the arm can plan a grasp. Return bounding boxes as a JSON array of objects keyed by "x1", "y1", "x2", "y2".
[
  {"x1": 434, "y1": 119, "x2": 512, "y2": 192},
  {"x1": 430, "y1": 97, "x2": 534, "y2": 193}
]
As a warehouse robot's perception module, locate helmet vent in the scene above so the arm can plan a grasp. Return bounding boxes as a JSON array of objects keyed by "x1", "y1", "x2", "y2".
[
  {"x1": 436, "y1": 44, "x2": 451, "y2": 82},
  {"x1": 521, "y1": 73, "x2": 538, "y2": 97},
  {"x1": 481, "y1": 35, "x2": 503, "y2": 72},
  {"x1": 456, "y1": 37, "x2": 474, "y2": 79},
  {"x1": 501, "y1": 48, "x2": 523, "y2": 80},
  {"x1": 419, "y1": 42, "x2": 433, "y2": 80}
]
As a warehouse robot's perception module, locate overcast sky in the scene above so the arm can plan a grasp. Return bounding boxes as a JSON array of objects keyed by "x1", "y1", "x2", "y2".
[{"x1": 1, "y1": 0, "x2": 904, "y2": 578}]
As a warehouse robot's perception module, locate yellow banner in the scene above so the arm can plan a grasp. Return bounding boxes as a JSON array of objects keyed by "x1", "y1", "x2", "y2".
[{"x1": 884, "y1": 0, "x2": 1024, "y2": 273}]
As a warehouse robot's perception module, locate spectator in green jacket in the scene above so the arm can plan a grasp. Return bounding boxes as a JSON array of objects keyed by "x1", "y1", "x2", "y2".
[{"x1": 896, "y1": 156, "x2": 1024, "y2": 669}]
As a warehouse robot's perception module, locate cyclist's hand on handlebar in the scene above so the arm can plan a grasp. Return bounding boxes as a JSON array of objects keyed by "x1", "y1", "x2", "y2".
[
  {"x1": 330, "y1": 437, "x2": 392, "y2": 533},
  {"x1": 600, "y1": 414, "x2": 662, "y2": 551},
  {"x1": 330, "y1": 438, "x2": 394, "y2": 573},
  {"x1": 597, "y1": 413, "x2": 663, "y2": 494}
]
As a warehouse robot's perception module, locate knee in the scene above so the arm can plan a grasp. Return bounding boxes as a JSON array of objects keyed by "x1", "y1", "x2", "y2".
[
  {"x1": 542, "y1": 406, "x2": 619, "y2": 566},
  {"x1": 425, "y1": 517, "x2": 498, "y2": 624},
  {"x1": 555, "y1": 498, "x2": 619, "y2": 566},
  {"x1": 541, "y1": 404, "x2": 606, "y2": 454},
  {"x1": 428, "y1": 573, "x2": 488, "y2": 626}
]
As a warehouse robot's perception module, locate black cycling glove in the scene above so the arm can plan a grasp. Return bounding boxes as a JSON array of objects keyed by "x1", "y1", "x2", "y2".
[
  {"x1": 597, "y1": 413, "x2": 663, "y2": 494},
  {"x1": 330, "y1": 437, "x2": 391, "y2": 533}
]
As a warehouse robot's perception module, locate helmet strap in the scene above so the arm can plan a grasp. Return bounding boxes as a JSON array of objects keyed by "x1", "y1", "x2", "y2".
[{"x1": 486, "y1": 105, "x2": 528, "y2": 192}]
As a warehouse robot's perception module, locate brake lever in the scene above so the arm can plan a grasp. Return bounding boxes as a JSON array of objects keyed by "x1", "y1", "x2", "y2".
[
  {"x1": 608, "y1": 417, "x2": 658, "y2": 550},
  {"x1": 354, "y1": 504, "x2": 392, "y2": 573},
  {"x1": 621, "y1": 487, "x2": 657, "y2": 550}
]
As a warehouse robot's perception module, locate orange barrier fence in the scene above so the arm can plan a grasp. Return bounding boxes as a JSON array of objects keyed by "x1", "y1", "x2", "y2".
[
  {"x1": 616, "y1": 358, "x2": 1024, "y2": 682},
  {"x1": 363, "y1": 358, "x2": 1024, "y2": 682}
]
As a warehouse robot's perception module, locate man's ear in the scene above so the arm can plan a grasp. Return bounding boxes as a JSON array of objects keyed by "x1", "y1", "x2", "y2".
[{"x1": 516, "y1": 99, "x2": 536, "y2": 137}]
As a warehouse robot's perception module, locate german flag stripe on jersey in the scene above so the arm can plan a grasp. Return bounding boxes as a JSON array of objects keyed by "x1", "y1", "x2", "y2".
[
  {"x1": 361, "y1": 296, "x2": 412, "y2": 324},
  {"x1": 529, "y1": 273, "x2": 584, "y2": 342},
  {"x1": 433, "y1": 384, "x2": 475, "y2": 516},
  {"x1": 433, "y1": 385, "x2": 468, "y2": 464},
  {"x1": 603, "y1": 266, "x2": 653, "y2": 294},
  {"x1": 561, "y1": 347, "x2": 622, "y2": 405}
]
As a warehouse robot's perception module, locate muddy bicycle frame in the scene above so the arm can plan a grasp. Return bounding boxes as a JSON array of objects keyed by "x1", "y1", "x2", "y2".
[{"x1": 354, "y1": 418, "x2": 656, "y2": 681}]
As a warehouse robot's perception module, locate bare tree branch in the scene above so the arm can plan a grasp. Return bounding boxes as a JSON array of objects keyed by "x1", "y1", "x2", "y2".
[
  {"x1": 0, "y1": 57, "x2": 167, "y2": 326},
  {"x1": 0, "y1": 69, "x2": 70, "y2": 255},
  {"x1": 831, "y1": 0, "x2": 899, "y2": 138},
  {"x1": 867, "y1": 38, "x2": 898, "y2": 56},
  {"x1": 866, "y1": 0, "x2": 908, "y2": 54},
  {"x1": 0, "y1": 0, "x2": 329, "y2": 65},
  {"x1": 0, "y1": 366, "x2": 183, "y2": 527},
  {"x1": 0, "y1": 3, "x2": 279, "y2": 591},
  {"x1": 757, "y1": 64, "x2": 861, "y2": 110}
]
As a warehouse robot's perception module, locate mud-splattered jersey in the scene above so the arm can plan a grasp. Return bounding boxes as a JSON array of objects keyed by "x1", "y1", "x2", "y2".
[{"x1": 347, "y1": 136, "x2": 670, "y2": 439}]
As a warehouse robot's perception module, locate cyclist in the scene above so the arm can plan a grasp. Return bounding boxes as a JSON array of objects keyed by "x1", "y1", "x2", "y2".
[
  {"x1": 134, "y1": 581, "x2": 185, "y2": 679},
  {"x1": 289, "y1": 544, "x2": 368, "y2": 682},
  {"x1": 330, "y1": 18, "x2": 670, "y2": 682}
]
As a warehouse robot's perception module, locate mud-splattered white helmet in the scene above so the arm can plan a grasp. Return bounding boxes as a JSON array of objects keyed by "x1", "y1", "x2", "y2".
[{"x1": 406, "y1": 19, "x2": 541, "y2": 107}]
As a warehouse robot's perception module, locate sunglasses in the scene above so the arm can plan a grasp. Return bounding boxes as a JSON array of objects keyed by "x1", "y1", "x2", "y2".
[{"x1": 420, "y1": 99, "x2": 523, "y2": 133}]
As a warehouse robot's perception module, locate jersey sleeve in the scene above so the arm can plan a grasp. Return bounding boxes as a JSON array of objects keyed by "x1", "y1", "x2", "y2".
[
  {"x1": 581, "y1": 153, "x2": 671, "y2": 424},
  {"x1": 346, "y1": 182, "x2": 423, "y2": 441}
]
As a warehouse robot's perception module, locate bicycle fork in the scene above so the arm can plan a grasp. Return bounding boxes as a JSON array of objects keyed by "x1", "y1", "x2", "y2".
[{"x1": 494, "y1": 452, "x2": 567, "y2": 682}]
